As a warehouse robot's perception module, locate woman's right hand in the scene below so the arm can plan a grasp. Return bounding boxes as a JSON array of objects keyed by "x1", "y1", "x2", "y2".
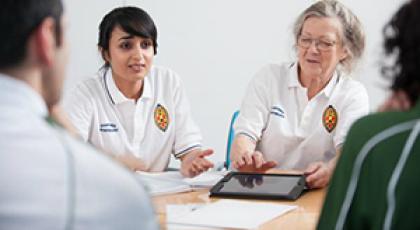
[{"x1": 230, "y1": 135, "x2": 277, "y2": 172}]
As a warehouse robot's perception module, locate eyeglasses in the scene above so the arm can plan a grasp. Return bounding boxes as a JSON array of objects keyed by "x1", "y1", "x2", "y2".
[{"x1": 297, "y1": 36, "x2": 337, "y2": 51}]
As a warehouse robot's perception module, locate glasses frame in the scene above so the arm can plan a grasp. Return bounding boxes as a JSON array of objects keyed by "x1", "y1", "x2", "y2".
[{"x1": 297, "y1": 35, "x2": 338, "y2": 51}]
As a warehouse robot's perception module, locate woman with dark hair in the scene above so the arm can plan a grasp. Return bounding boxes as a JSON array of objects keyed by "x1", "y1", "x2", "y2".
[
  {"x1": 318, "y1": 0, "x2": 420, "y2": 229},
  {"x1": 65, "y1": 6, "x2": 213, "y2": 177}
]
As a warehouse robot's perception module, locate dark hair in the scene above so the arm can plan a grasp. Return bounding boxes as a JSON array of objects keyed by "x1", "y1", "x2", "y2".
[
  {"x1": 0, "y1": 0, "x2": 63, "y2": 69},
  {"x1": 98, "y1": 6, "x2": 158, "y2": 67},
  {"x1": 382, "y1": 0, "x2": 420, "y2": 105}
]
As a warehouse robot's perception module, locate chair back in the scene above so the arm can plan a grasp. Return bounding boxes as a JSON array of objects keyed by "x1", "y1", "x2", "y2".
[{"x1": 225, "y1": 110, "x2": 240, "y2": 169}]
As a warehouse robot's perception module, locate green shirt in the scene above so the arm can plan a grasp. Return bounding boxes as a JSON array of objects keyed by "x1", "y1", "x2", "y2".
[{"x1": 317, "y1": 102, "x2": 420, "y2": 230}]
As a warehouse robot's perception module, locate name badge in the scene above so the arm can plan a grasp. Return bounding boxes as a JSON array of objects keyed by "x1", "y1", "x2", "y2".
[{"x1": 99, "y1": 123, "x2": 118, "y2": 132}]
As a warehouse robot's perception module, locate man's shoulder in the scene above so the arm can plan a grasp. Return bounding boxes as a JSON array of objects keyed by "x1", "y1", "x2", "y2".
[
  {"x1": 72, "y1": 73, "x2": 103, "y2": 94},
  {"x1": 349, "y1": 110, "x2": 418, "y2": 139}
]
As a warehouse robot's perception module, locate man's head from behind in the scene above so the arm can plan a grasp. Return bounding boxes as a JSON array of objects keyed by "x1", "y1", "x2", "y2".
[
  {"x1": 382, "y1": 0, "x2": 420, "y2": 106},
  {"x1": 0, "y1": 0, "x2": 66, "y2": 107}
]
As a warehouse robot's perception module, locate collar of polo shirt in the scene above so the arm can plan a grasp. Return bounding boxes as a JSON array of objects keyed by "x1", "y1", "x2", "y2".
[
  {"x1": 288, "y1": 62, "x2": 339, "y2": 99},
  {"x1": 104, "y1": 68, "x2": 152, "y2": 104}
]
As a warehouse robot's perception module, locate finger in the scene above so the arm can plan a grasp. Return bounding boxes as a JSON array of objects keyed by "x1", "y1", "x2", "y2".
[
  {"x1": 201, "y1": 159, "x2": 214, "y2": 169},
  {"x1": 305, "y1": 171, "x2": 317, "y2": 185},
  {"x1": 305, "y1": 170, "x2": 321, "y2": 188},
  {"x1": 261, "y1": 161, "x2": 277, "y2": 171},
  {"x1": 306, "y1": 178, "x2": 315, "y2": 189},
  {"x1": 306, "y1": 166, "x2": 327, "y2": 185},
  {"x1": 199, "y1": 163, "x2": 207, "y2": 170},
  {"x1": 236, "y1": 157, "x2": 245, "y2": 168},
  {"x1": 195, "y1": 158, "x2": 213, "y2": 171},
  {"x1": 233, "y1": 161, "x2": 242, "y2": 169},
  {"x1": 304, "y1": 162, "x2": 322, "y2": 175},
  {"x1": 198, "y1": 149, "x2": 214, "y2": 158},
  {"x1": 188, "y1": 163, "x2": 199, "y2": 175},
  {"x1": 307, "y1": 176, "x2": 327, "y2": 189},
  {"x1": 187, "y1": 168, "x2": 197, "y2": 178},
  {"x1": 243, "y1": 154, "x2": 253, "y2": 166},
  {"x1": 252, "y1": 151, "x2": 265, "y2": 168},
  {"x1": 192, "y1": 161, "x2": 205, "y2": 172}
]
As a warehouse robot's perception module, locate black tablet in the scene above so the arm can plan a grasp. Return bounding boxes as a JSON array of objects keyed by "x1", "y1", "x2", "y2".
[{"x1": 209, "y1": 172, "x2": 306, "y2": 200}]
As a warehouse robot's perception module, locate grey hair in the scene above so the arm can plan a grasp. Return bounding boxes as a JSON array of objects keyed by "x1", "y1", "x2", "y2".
[{"x1": 293, "y1": 0, "x2": 365, "y2": 73}]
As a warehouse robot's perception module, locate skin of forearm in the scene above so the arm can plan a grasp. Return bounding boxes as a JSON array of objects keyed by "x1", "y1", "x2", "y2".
[{"x1": 231, "y1": 134, "x2": 257, "y2": 159}]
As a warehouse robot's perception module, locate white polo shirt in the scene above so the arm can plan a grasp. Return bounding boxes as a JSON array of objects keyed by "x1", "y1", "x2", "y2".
[
  {"x1": 0, "y1": 75, "x2": 158, "y2": 230},
  {"x1": 64, "y1": 66, "x2": 202, "y2": 172},
  {"x1": 234, "y1": 62, "x2": 369, "y2": 170}
]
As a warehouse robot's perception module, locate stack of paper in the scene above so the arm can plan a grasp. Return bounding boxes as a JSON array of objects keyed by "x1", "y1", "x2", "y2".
[
  {"x1": 136, "y1": 171, "x2": 225, "y2": 196},
  {"x1": 166, "y1": 200, "x2": 297, "y2": 229}
]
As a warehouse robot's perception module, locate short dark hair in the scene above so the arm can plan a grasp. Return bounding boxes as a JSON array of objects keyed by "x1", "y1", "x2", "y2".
[
  {"x1": 0, "y1": 0, "x2": 63, "y2": 69},
  {"x1": 98, "y1": 6, "x2": 158, "y2": 67},
  {"x1": 382, "y1": 0, "x2": 420, "y2": 104}
]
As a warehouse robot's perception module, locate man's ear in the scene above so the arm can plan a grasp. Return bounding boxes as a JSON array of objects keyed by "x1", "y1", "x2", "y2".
[{"x1": 33, "y1": 17, "x2": 57, "y2": 67}]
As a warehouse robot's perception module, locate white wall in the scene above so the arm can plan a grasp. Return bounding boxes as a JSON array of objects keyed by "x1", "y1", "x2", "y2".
[{"x1": 63, "y1": 0, "x2": 404, "y2": 164}]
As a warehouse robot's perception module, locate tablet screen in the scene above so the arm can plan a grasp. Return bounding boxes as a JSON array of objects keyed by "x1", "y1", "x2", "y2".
[{"x1": 219, "y1": 174, "x2": 301, "y2": 195}]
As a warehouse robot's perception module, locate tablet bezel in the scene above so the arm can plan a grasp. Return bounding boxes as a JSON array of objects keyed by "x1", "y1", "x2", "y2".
[{"x1": 209, "y1": 172, "x2": 306, "y2": 200}]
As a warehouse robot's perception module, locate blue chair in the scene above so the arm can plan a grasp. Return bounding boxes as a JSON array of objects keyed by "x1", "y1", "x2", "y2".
[{"x1": 225, "y1": 110, "x2": 240, "y2": 169}]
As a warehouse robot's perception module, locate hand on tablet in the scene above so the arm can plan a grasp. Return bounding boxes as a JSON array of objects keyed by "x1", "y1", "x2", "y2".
[
  {"x1": 230, "y1": 135, "x2": 277, "y2": 172},
  {"x1": 233, "y1": 151, "x2": 277, "y2": 173},
  {"x1": 236, "y1": 159, "x2": 277, "y2": 173},
  {"x1": 304, "y1": 161, "x2": 333, "y2": 189}
]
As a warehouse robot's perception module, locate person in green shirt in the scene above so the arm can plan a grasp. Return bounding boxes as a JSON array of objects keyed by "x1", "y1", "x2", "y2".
[{"x1": 317, "y1": 0, "x2": 420, "y2": 229}]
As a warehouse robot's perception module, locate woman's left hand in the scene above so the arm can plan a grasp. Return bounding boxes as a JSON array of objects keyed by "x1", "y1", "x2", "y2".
[
  {"x1": 180, "y1": 149, "x2": 214, "y2": 178},
  {"x1": 304, "y1": 161, "x2": 334, "y2": 189}
]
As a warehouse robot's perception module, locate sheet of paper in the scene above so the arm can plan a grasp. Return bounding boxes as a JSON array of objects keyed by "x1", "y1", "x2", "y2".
[
  {"x1": 136, "y1": 171, "x2": 226, "y2": 196},
  {"x1": 167, "y1": 200, "x2": 297, "y2": 229},
  {"x1": 137, "y1": 171, "x2": 183, "y2": 181},
  {"x1": 136, "y1": 172, "x2": 191, "y2": 196},
  {"x1": 167, "y1": 204, "x2": 221, "y2": 230}
]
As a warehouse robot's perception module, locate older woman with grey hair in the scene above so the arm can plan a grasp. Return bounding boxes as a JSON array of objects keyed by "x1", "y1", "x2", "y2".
[{"x1": 230, "y1": 0, "x2": 369, "y2": 188}]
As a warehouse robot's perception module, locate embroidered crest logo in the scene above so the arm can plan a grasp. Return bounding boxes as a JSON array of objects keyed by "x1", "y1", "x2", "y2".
[
  {"x1": 154, "y1": 104, "x2": 169, "y2": 132},
  {"x1": 323, "y1": 105, "x2": 338, "y2": 133}
]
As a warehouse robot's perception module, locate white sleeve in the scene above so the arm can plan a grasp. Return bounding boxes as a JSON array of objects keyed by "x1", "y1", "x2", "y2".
[
  {"x1": 234, "y1": 66, "x2": 272, "y2": 141},
  {"x1": 171, "y1": 74, "x2": 203, "y2": 158},
  {"x1": 63, "y1": 85, "x2": 94, "y2": 142},
  {"x1": 333, "y1": 82, "x2": 369, "y2": 149}
]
